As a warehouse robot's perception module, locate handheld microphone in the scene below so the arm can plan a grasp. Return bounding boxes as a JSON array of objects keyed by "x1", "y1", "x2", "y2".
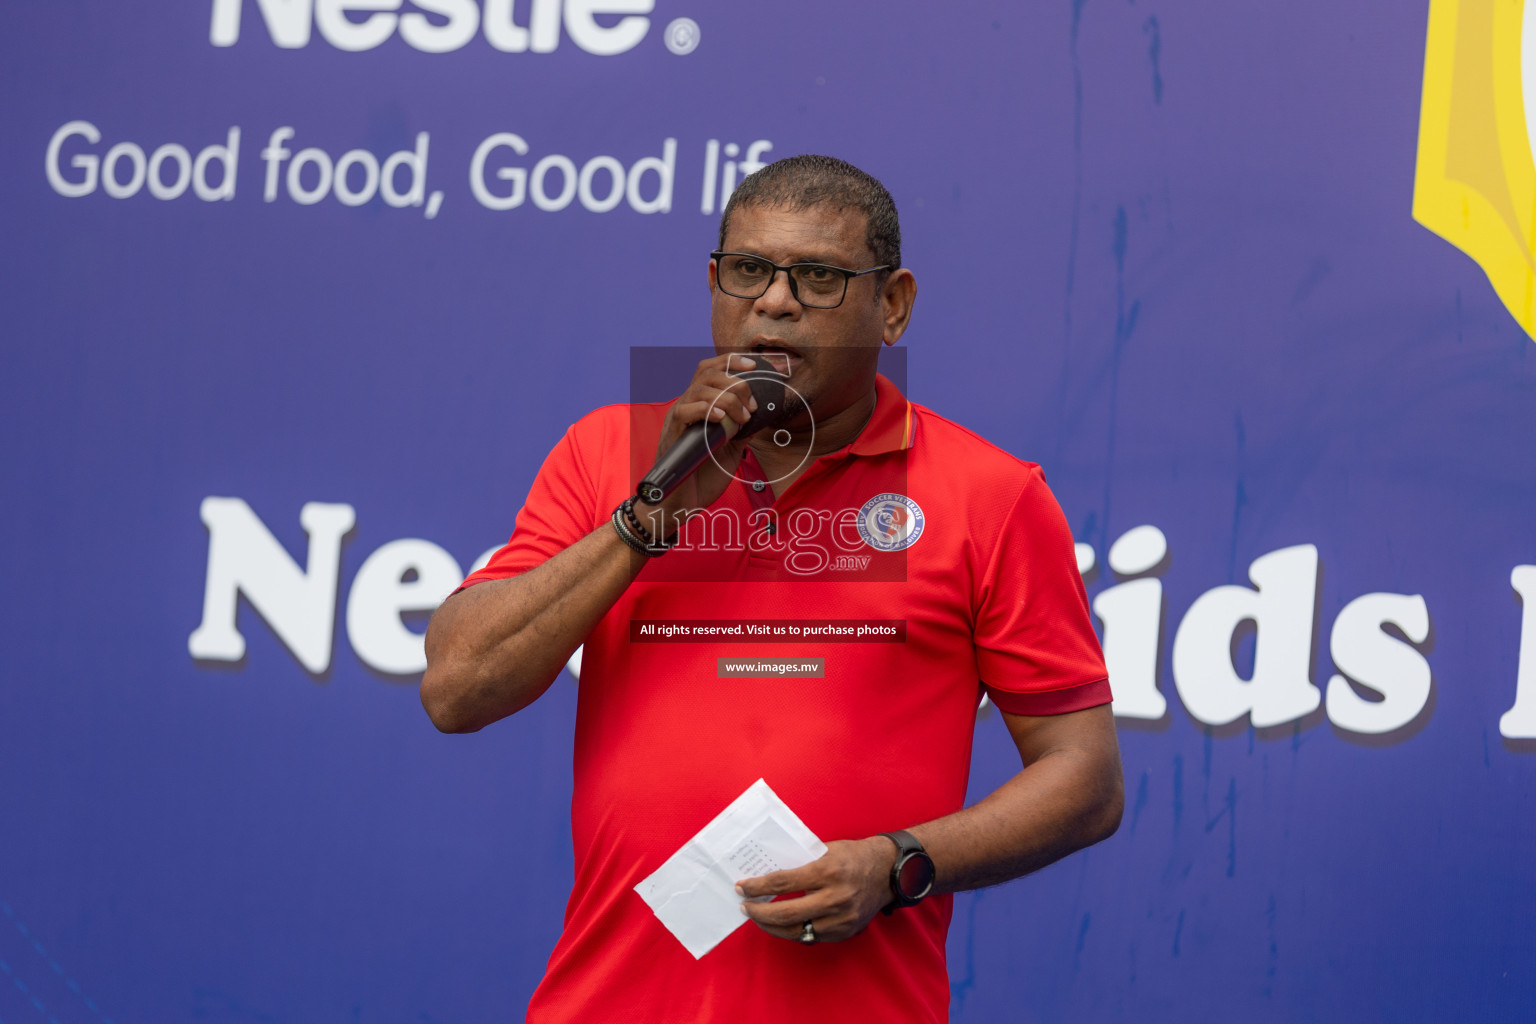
[{"x1": 635, "y1": 355, "x2": 792, "y2": 506}]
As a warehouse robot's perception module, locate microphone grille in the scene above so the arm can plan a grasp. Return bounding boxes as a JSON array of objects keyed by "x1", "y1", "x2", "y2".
[{"x1": 736, "y1": 356, "x2": 793, "y2": 438}]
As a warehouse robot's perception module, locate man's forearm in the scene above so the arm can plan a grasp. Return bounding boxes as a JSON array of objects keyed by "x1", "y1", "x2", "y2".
[
  {"x1": 735, "y1": 706, "x2": 1122, "y2": 940},
  {"x1": 908, "y1": 706, "x2": 1124, "y2": 893},
  {"x1": 420, "y1": 522, "x2": 646, "y2": 733}
]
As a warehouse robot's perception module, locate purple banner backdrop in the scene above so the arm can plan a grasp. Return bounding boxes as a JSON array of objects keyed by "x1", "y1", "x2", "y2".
[{"x1": 2, "y1": 2, "x2": 1533, "y2": 1021}]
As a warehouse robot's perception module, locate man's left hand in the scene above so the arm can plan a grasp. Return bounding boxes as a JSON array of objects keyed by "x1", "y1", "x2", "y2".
[{"x1": 735, "y1": 836, "x2": 897, "y2": 943}]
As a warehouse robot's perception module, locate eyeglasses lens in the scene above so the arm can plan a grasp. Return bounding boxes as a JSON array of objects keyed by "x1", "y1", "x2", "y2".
[{"x1": 718, "y1": 255, "x2": 846, "y2": 308}]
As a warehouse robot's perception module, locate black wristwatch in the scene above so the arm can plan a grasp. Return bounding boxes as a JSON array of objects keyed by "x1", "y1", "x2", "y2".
[{"x1": 878, "y1": 830, "x2": 936, "y2": 915}]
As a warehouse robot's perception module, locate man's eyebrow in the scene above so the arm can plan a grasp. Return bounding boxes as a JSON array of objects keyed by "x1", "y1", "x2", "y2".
[
  {"x1": 734, "y1": 247, "x2": 857, "y2": 266},
  {"x1": 792, "y1": 252, "x2": 853, "y2": 266}
]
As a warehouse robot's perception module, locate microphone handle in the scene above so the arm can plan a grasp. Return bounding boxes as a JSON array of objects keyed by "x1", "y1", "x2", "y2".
[
  {"x1": 635, "y1": 419, "x2": 730, "y2": 506},
  {"x1": 636, "y1": 356, "x2": 790, "y2": 507}
]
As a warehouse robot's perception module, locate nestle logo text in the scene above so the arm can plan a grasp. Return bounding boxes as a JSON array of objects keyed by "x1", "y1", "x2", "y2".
[{"x1": 210, "y1": 0, "x2": 659, "y2": 56}]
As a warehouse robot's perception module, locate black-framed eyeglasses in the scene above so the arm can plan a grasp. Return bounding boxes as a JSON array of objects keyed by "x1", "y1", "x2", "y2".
[{"x1": 710, "y1": 251, "x2": 891, "y2": 309}]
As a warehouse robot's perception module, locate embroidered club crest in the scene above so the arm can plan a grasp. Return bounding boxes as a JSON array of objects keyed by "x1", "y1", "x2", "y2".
[{"x1": 856, "y1": 493, "x2": 925, "y2": 552}]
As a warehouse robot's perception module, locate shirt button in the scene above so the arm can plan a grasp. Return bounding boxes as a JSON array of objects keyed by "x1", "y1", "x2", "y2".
[{"x1": 752, "y1": 480, "x2": 766, "y2": 492}]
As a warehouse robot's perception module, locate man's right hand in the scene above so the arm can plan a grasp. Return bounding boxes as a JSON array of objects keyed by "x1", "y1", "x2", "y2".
[{"x1": 634, "y1": 352, "x2": 762, "y2": 538}]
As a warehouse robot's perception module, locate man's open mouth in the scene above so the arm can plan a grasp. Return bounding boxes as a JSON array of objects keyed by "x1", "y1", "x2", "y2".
[{"x1": 749, "y1": 343, "x2": 800, "y2": 376}]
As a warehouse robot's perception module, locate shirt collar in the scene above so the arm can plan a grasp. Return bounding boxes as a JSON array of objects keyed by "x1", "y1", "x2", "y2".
[{"x1": 848, "y1": 373, "x2": 915, "y2": 456}]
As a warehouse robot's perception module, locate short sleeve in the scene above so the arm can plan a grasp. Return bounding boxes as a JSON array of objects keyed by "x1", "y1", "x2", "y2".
[
  {"x1": 456, "y1": 421, "x2": 600, "y2": 591},
  {"x1": 974, "y1": 467, "x2": 1111, "y2": 716}
]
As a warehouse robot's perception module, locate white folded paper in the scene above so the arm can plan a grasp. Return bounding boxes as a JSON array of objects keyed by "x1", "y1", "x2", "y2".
[{"x1": 634, "y1": 778, "x2": 827, "y2": 959}]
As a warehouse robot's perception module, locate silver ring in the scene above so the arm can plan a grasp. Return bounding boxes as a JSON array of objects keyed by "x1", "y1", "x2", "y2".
[{"x1": 799, "y1": 920, "x2": 816, "y2": 944}]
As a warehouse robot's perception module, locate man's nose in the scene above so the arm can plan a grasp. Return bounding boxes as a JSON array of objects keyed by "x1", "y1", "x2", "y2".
[{"x1": 754, "y1": 267, "x2": 802, "y2": 316}]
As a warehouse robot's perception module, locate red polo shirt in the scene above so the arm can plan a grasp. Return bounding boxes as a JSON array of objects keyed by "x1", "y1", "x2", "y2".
[{"x1": 462, "y1": 374, "x2": 1109, "y2": 1022}]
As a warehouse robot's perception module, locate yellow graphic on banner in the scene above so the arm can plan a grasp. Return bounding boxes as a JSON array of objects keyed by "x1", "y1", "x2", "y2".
[{"x1": 1414, "y1": 0, "x2": 1536, "y2": 341}]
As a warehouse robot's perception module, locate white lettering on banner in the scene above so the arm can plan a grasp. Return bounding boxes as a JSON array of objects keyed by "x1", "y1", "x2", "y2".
[
  {"x1": 564, "y1": 0, "x2": 652, "y2": 56},
  {"x1": 699, "y1": 139, "x2": 772, "y2": 215},
  {"x1": 469, "y1": 132, "x2": 527, "y2": 209},
  {"x1": 101, "y1": 143, "x2": 146, "y2": 199},
  {"x1": 334, "y1": 149, "x2": 381, "y2": 206},
  {"x1": 1171, "y1": 544, "x2": 1323, "y2": 729},
  {"x1": 288, "y1": 147, "x2": 333, "y2": 204},
  {"x1": 315, "y1": 0, "x2": 402, "y2": 52},
  {"x1": 1074, "y1": 542, "x2": 1096, "y2": 574},
  {"x1": 261, "y1": 127, "x2": 293, "y2": 201},
  {"x1": 399, "y1": 0, "x2": 481, "y2": 53},
  {"x1": 146, "y1": 145, "x2": 192, "y2": 200},
  {"x1": 261, "y1": 128, "x2": 439, "y2": 214},
  {"x1": 531, "y1": 154, "x2": 577, "y2": 210},
  {"x1": 46, "y1": 126, "x2": 757, "y2": 220},
  {"x1": 188, "y1": 497, "x2": 356, "y2": 674},
  {"x1": 45, "y1": 121, "x2": 101, "y2": 197},
  {"x1": 196, "y1": 131, "x2": 242, "y2": 200},
  {"x1": 211, "y1": 0, "x2": 312, "y2": 47},
  {"x1": 47, "y1": 122, "x2": 240, "y2": 201},
  {"x1": 1325, "y1": 593, "x2": 1432, "y2": 735},
  {"x1": 470, "y1": 135, "x2": 675, "y2": 214},
  {"x1": 208, "y1": 0, "x2": 662, "y2": 56},
  {"x1": 347, "y1": 539, "x2": 464, "y2": 675},
  {"x1": 1502, "y1": 566, "x2": 1536, "y2": 738},
  {"x1": 483, "y1": 0, "x2": 560, "y2": 52},
  {"x1": 1093, "y1": 525, "x2": 1170, "y2": 720},
  {"x1": 197, "y1": 501, "x2": 1536, "y2": 745}
]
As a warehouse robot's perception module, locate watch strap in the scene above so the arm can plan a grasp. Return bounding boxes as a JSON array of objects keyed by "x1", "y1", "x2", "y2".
[
  {"x1": 878, "y1": 830, "x2": 933, "y2": 915},
  {"x1": 879, "y1": 829, "x2": 923, "y2": 858}
]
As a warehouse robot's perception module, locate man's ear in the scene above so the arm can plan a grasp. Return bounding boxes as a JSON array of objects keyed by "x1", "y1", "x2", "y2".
[{"x1": 881, "y1": 268, "x2": 918, "y2": 346}]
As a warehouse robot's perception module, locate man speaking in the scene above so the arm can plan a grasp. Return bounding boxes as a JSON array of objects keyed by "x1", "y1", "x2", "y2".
[{"x1": 421, "y1": 155, "x2": 1123, "y2": 1022}]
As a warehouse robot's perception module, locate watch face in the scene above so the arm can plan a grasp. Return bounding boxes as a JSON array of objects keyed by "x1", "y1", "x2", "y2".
[{"x1": 897, "y1": 851, "x2": 935, "y2": 901}]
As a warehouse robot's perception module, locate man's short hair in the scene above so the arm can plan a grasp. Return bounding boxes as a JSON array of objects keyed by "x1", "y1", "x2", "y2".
[{"x1": 719, "y1": 155, "x2": 902, "y2": 271}]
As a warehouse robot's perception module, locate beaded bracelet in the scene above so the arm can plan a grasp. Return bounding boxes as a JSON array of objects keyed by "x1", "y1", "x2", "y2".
[
  {"x1": 611, "y1": 506, "x2": 656, "y2": 556},
  {"x1": 623, "y1": 498, "x2": 661, "y2": 546},
  {"x1": 612, "y1": 498, "x2": 673, "y2": 557},
  {"x1": 627, "y1": 497, "x2": 676, "y2": 552}
]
